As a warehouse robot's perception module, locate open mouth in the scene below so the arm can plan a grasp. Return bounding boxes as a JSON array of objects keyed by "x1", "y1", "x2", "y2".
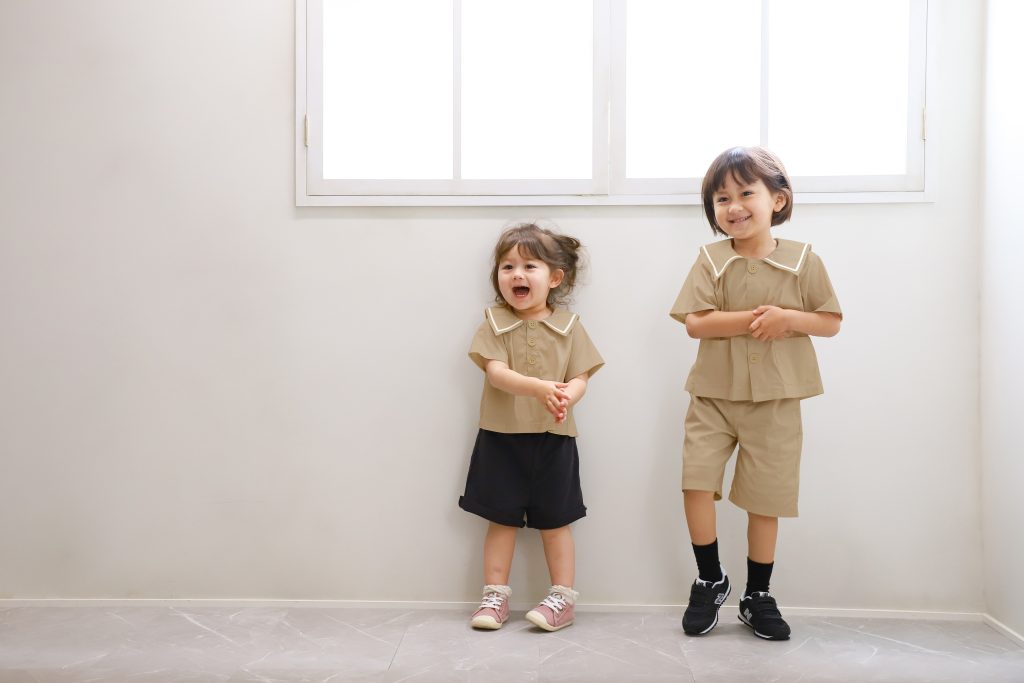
[{"x1": 512, "y1": 286, "x2": 530, "y2": 297}]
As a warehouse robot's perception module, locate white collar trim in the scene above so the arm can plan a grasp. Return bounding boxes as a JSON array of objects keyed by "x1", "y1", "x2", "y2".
[
  {"x1": 701, "y1": 244, "x2": 742, "y2": 280},
  {"x1": 542, "y1": 313, "x2": 578, "y2": 336},
  {"x1": 764, "y1": 242, "x2": 809, "y2": 274},
  {"x1": 485, "y1": 307, "x2": 578, "y2": 337},
  {"x1": 486, "y1": 307, "x2": 523, "y2": 334}
]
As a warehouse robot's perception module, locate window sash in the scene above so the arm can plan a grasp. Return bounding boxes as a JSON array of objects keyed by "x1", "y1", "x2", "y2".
[
  {"x1": 297, "y1": 0, "x2": 930, "y2": 205},
  {"x1": 305, "y1": 0, "x2": 609, "y2": 197}
]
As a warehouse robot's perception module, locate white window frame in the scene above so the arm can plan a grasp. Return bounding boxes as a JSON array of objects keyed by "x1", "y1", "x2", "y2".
[{"x1": 296, "y1": 0, "x2": 933, "y2": 206}]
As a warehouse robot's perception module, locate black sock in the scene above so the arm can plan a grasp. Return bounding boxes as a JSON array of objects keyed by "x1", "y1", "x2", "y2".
[
  {"x1": 692, "y1": 540, "x2": 723, "y2": 582},
  {"x1": 745, "y1": 557, "x2": 774, "y2": 596}
]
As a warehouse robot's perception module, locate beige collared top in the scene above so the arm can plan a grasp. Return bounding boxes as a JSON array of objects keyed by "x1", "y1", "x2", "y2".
[
  {"x1": 469, "y1": 306, "x2": 604, "y2": 436},
  {"x1": 670, "y1": 238, "x2": 842, "y2": 402}
]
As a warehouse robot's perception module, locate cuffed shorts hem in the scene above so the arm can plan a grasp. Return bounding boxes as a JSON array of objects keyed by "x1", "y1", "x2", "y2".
[
  {"x1": 728, "y1": 491, "x2": 799, "y2": 518},
  {"x1": 680, "y1": 481, "x2": 724, "y2": 501},
  {"x1": 459, "y1": 497, "x2": 587, "y2": 530},
  {"x1": 524, "y1": 506, "x2": 587, "y2": 530},
  {"x1": 458, "y1": 496, "x2": 527, "y2": 528}
]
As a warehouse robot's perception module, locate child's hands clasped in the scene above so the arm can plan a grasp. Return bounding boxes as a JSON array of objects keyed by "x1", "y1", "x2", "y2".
[
  {"x1": 749, "y1": 305, "x2": 793, "y2": 341},
  {"x1": 534, "y1": 380, "x2": 572, "y2": 423}
]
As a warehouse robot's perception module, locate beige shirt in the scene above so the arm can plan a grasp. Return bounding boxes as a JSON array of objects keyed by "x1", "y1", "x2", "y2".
[
  {"x1": 670, "y1": 239, "x2": 842, "y2": 402},
  {"x1": 469, "y1": 306, "x2": 604, "y2": 436}
]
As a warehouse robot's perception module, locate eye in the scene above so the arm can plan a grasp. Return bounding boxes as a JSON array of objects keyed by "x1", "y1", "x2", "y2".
[
  {"x1": 715, "y1": 196, "x2": 728, "y2": 203},
  {"x1": 526, "y1": 263, "x2": 537, "y2": 270},
  {"x1": 501, "y1": 264, "x2": 513, "y2": 270}
]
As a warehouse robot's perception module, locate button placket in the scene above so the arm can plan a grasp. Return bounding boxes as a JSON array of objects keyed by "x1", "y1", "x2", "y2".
[{"x1": 526, "y1": 321, "x2": 539, "y2": 369}]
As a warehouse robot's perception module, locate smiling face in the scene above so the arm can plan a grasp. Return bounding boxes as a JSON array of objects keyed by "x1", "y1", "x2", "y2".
[
  {"x1": 712, "y1": 173, "x2": 787, "y2": 248},
  {"x1": 496, "y1": 245, "x2": 564, "y2": 320}
]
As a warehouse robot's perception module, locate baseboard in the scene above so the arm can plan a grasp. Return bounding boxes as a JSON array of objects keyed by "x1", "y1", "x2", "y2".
[
  {"x1": 983, "y1": 613, "x2": 1024, "y2": 645},
  {"x1": 0, "y1": 597, "x2": 991, "y2": 625}
]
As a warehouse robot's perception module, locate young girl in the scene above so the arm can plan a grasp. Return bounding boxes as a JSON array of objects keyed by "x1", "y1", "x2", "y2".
[
  {"x1": 670, "y1": 147, "x2": 842, "y2": 641},
  {"x1": 459, "y1": 222, "x2": 604, "y2": 632}
]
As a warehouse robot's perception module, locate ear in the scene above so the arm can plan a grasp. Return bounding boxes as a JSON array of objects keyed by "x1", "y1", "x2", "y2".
[
  {"x1": 549, "y1": 268, "x2": 565, "y2": 289},
  {"x1": 773, "y1": 192, "x2": 787, "y2": 213}
]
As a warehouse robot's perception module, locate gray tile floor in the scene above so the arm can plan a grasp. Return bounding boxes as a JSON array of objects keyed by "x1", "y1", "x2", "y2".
[{"x1": 1, "y1": 604, "x2": 1022, "y2": 682}]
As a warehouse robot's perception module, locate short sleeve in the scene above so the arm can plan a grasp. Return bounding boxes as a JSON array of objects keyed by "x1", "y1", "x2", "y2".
[
  {"x1": 468, "y1": 321, "x2": 508, "y2": 370},
  {"x1": 565, "y1": 322, "x2": 604, "y2": 380},
  {"x1": 800, "y1": 252, "x2": 843, "y2": 318},
  {"x1": 670, "y1": 254, "x2": 718, "y2": 324}
]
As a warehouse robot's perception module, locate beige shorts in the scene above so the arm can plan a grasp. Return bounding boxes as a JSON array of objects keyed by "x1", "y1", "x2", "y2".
[{"x1": 682, "y1": 395, "x2": 803, "y2": 518}]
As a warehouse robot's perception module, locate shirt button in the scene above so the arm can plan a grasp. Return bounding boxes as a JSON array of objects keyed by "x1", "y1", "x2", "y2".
[
  {"x1": 750, "y1": 353, "x2": 761, "y2": 364},
  {"x1": 528, "y1": 338, "x2": 537, "y2": 347},
  {"x1": 528, "y1": 321, "x2": 538, "y2": 329},
  {"x1": 528, "y1": 356, "x2": 536, "y2": 365},
  {"x1": 748, "y1": 263, "x2": 759, "y2": 274}
]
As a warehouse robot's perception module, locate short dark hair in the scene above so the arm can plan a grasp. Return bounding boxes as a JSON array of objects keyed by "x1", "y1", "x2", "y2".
[{"x1": 701, "y1": 146, "x2": 793, "y2": 236}]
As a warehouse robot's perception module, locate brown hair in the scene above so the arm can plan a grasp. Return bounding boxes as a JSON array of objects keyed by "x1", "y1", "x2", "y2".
[
  {"x1": 701, "y1": 146, "x2": 793, "y2": 236},
  {"x1": 490, "y1": 223, "x2": 583, "y2": 308}
]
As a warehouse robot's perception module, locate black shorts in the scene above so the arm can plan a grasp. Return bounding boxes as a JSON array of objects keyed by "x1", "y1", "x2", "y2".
[{"x1": 459, "y1": 429, "x2": 586, "y2": 530}]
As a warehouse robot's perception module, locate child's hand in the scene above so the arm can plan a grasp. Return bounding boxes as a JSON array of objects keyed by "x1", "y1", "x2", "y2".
[
  {"x1": 534, "y1": 380, "x2": 571, "y2": 421},
  {"x1": 750, "y1": 305, "x2": 793, "y2": 341},
  {"x1": 552, "y1": 386, "x2": 578, "y2": 424}
]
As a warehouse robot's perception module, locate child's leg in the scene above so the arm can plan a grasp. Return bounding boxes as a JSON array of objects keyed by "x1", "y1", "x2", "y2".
[
  {"x1": 747, "y1": 512, "x2": 778, "y2": 564},
  {"x1": 746, "y1": 512, "x2": 778, "y2": 595},
  {"x1": 683, "y1": 490, "x2": 717, "y2": 545},
  {"x1": 525, "y1": 526, "x2": 577, "y2": 632},
  {"x1": 739, "y1": 512, "x2": 790, "y2": 640},
  {"x1": 539, "y1": 525, "x2": 574, "y2": 587},
  {"x1": 483, "y1": 522, "x2": 518, "y2": 585},
  {"x1": 681, "y1": 490, "x2": 730, "y2": 635}
]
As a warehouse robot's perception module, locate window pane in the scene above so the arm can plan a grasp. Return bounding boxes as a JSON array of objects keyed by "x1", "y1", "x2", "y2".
[
  {"x1": 322, "y1": 0, "x2": 453, "y2": 179},
  {"x1": 461, "y1": 0, "x2": 592, "y2": 180},
  {"x1": 768, "y1": 0, "x2": 910, "y2": 176},
  {"x1": 626, "y1": 0, "x2": 761, "y2": 179}
]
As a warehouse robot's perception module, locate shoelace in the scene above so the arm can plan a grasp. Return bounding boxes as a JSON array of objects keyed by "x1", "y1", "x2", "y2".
[
  {"x1": 539, "y1": 592, "x2": 568, "y2": 613},
  {"x1": 479, "y1": 592, "x2": 506, "y2": 610}
]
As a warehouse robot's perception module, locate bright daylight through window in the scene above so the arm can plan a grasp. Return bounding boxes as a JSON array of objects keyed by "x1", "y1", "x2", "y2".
[{"x1": 298, "y1": 0, "x2": 928, "y2": 205}]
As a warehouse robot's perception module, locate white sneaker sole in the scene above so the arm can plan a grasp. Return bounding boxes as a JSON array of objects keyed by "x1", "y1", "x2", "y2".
[
  {"x1": 737, "y1": 613, "x2": 790, "y2": 641},
  {"x1": 470, "y1": 615, "x2": 505, "y2": 630},
  {"x1": 525, "y1": 609, "x2": 573, "y2": 632}
]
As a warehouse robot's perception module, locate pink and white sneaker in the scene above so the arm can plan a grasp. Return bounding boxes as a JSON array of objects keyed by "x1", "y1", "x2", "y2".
[
  {"x1": 525, "y1": 585, "x2": 578, "y2": 632},
  {"x1": 470, "y1": 585, "x2": 511, "y2": 630}
]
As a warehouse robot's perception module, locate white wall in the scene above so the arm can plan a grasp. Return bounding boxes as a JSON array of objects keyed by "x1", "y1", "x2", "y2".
[
  {"x1": 0, "y1": 1, "x2": 985, "y2": 611},
  {"x1": 981, "y1": 0, "x2": 1024, "y2": 636}
]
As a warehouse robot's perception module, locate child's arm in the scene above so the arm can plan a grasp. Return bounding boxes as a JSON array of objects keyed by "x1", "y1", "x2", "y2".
[
  {"x1": 749, "y1": 305, "x2": 841, "y2": 341},
  {"x1": 684, "y1": 310, "x2": 757, "y2": 339},
  {"x1": 484, "y1": 360, "x2": 571, "y2": 420}
]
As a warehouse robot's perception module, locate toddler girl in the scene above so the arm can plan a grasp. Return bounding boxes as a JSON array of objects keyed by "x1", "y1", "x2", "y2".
[{"x1": 459, "y1": 222, "x2": 603, "y2": 632}]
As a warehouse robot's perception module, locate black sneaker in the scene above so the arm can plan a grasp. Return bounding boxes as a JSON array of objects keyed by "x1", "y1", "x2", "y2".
[
  {"x1": 682, "y1": 572, "x2": 730, "y2": 635},
  {"x1": 738, "y1": 592, "x2": 791, "y2": 640}
]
